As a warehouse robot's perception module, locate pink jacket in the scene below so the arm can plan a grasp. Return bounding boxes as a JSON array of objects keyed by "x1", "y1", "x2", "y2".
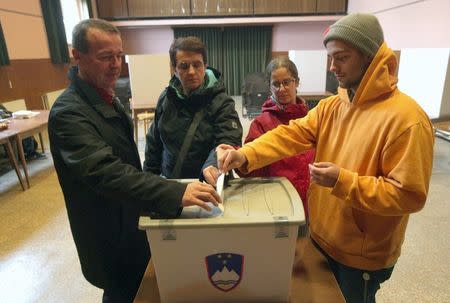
[{"x1": 244, "y1": 97, "x2": 315, "y2": 217}]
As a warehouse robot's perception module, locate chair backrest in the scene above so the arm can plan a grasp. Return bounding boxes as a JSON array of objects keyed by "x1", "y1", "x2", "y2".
[
  {"x1": 241, "y1": 72, "x2": 270, "y2": 119},
  {"x1": 41, "y1": 89, "x2": 65, "y2": 110},
  {"x1": 2, "y1": 99, "x2": 27, "y2": 112},
  {"x1": 41, "y1": 95, "x2": 49, "y2": 110}
]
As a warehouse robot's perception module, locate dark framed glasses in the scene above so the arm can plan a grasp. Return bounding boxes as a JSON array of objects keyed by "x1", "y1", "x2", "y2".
[
  {"x1": 176, "y1": 61, "x2": 205, "y2": 71},
  {"x1": 270, "y1": 78, "x2": 296, "y2": 90}
]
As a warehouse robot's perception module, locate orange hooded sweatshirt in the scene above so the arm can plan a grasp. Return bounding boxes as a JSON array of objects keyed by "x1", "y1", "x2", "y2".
[{"x1": 239, "y1": 43, "x2": 434, "y2": 270}]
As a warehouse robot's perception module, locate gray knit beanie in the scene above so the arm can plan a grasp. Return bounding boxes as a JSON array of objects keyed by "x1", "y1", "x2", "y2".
[{"x1": 323, "y1": 13, "x2": 384, "y2": 58}]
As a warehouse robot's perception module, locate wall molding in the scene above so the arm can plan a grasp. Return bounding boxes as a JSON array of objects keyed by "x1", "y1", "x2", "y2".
[
  {"x1": 112, "y1": 15, "x2": 343, "y2": 28},
  {"x1": 0, "y1": 8, "x2": 42, "y2": 18},
  {"x1": 372, "y1": 0, "x2": 426, "y2": 14}
]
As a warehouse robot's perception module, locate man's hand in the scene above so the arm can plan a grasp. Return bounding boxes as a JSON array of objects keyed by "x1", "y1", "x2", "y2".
[
  {"x1": 203, "y1": 165, "x2": 220, "y2": 186},
  {"x1": 217, "y1": 144, "x2": 247, "y2": 173},
  {"x1": 308, "y1": 162, "x2": 340, "y2": 188},
  {"x1": 182, "y1": 181, "x2": 221, "y2": 211}
]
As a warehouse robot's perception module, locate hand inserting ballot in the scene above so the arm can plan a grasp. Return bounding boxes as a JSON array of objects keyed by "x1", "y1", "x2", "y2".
[
  {"x1": 216, "y1": 144, "x2": 247, "y2": 173},
  {"x1": 181, "y1": 181, "x2": 222, "y2": 211}
]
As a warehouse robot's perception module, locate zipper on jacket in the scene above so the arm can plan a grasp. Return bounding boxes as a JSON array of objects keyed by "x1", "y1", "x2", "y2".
[{"x1": 363, "y1": 272, "x2": 370, "y2": 303}]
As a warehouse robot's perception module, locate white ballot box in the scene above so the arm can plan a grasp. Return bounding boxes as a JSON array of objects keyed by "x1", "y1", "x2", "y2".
[{"x1": 139, "y1": 177, "x2": 305, "y2": 303}]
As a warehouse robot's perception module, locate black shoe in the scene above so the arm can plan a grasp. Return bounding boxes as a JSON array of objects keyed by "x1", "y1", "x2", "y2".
[{"x1": 26, "y1": 151, "x2": 47, "y2": 161}]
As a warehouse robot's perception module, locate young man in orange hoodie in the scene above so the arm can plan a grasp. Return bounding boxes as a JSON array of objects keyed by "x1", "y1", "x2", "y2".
[{"x1": 218, "y1": 13, "x2": 434, "y2": 303}]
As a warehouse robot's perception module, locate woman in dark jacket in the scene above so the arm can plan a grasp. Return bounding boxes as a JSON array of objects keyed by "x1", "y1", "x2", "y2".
[{"x1": 144, "y1": 37, "x2": 242, "y2": 180}]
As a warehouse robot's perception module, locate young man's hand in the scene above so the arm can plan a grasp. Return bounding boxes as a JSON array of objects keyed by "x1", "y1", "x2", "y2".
[
  {"x1": 216, "y1": 144, "x2": 247, "y2": 173},
  {"x1": 308, "y1": 162, "x2": 340, "y2": 188}
]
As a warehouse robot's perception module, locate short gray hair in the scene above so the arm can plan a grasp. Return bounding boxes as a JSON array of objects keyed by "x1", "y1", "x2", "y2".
[{"x1": 72, "y1": 19, "x2": 120, "y2": 53}]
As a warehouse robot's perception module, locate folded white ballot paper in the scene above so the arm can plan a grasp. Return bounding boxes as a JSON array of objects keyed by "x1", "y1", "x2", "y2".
[{"x1": 216, "y1": 173, "x2": 225, "y2": 212}]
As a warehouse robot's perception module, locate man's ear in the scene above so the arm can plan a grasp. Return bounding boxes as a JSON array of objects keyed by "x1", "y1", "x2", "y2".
[{"x1": 72, "y1": 48, "x2": 81, "y2": 63}]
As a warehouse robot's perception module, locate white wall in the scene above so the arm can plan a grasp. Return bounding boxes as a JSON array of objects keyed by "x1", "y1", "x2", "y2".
[
  {"x1": 119, "y1": 21, "x2": 335, "y2": 55},
  {"x1": 348, "y1": 0, "x2": 450, "y2": 49},
  {"x1": 120, "y1": 26, "x2": 174, "y2": 55},
  {"x1": 126, "y1": 54, "x2": 171, "y2": 109},
  {"x1": 272, "y1": 21, "x2": 333, "y2": 51},
  {"x1": 288, "y1": 50, "x2": 328, "y2": 93},
  {"x1": 398, "y1": 48, "x2": 450, "y2": 119},
  {"x1": 349, "y1": 0, "x2": 450, "y2": 119}
]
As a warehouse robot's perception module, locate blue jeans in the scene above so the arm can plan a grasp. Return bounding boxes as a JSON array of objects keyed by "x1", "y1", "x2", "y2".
[{"x1": 313, "y1": 240, "x2": 394, "y2": 303}]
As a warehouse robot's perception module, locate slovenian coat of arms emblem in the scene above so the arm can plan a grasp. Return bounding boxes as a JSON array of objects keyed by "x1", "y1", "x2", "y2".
[{"x1": 205, "y1": 253, "x2": 244, "y2": 292}]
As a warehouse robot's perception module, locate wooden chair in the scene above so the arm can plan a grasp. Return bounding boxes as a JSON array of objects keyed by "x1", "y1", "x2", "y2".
[
  {"x1": 136, "y1": 111, "x2": 155, "y2": 139},
  {"x1": 41, "y1": 94, "x2": 49, "y2": 110},
  {"x1": 41, "y1": 89, "x2": 65, "y2": 110},
  {"x1": 0, "y1": 136, "x2": 27, "y2": 191},
  {"x1": 2, "y1": 99, "x2": 26, "y2": 112}
]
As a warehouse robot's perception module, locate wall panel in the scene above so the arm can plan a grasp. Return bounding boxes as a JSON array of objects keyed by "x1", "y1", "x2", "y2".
[
  {"x1": 316, "y1": 0, "x2": 346, "y2": 14},
  {"x1": 127, "y1": 0, "x2": 190, "y2": 17},
  {"x1": 191, "y1": 0, "x2": 253, "y2": 16},
  {"x1": 254, "y1": 0, "x2": 316, "y2": 15},
  {"x1": 96, "y1": 0, "x2": 128, "y2": 19},
  {"x1": 0, "y1": 59, "x2": 70, "y2": 109},
  {"x1": 96, "y1": 0, "x2": 349, "y2": 19}
]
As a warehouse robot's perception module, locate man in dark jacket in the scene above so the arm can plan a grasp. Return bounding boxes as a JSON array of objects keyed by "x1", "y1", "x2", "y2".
[
  {"x1": 143, "y1": 36, "x2": 242, "y2": 183},
  {"x1": 48, "y1": 19, "x2": 220, "y2": 303}
]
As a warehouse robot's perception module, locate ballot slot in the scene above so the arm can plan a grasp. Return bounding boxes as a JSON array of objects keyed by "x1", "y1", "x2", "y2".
[{"x1": 179, "y1": 177, "x2": 295, "y2": 220}]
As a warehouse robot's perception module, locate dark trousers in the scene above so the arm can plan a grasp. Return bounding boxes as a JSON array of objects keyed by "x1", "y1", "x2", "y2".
[
  {"x1": 101, "y1": 258, "x2": 148, "y2": 303},
  {"x1": 101, "y1": 276, "x2": 142, "y2": 303},
  {"x1": 313, "y1": 240, "x2": 394, "y2": 303},
  {"x1": 102, "y1": 289, "x2": 135, "y2": 303}
]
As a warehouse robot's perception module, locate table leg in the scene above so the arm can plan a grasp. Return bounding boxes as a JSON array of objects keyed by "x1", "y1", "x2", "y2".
[
  {"x1": 38, "y1": 132, "x2": 45, "y2": 153},
  {"x1": 3, "y1": 140, "x2": 27, "y2": 190},
  {"x1": 15, "y1": 134, "x2": 30, "y2": 188}
]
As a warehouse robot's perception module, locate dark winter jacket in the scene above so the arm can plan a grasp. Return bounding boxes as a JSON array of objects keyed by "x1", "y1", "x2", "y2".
[
  {"x1": 143, "y1": 68, "x2": 242, "y2": 179},
  {"x1": 48, "y1": 66, "x2": 186, "y2": 296},
  {"x1": 244, "y1": 97, "x2": 315, "y2": 217}
]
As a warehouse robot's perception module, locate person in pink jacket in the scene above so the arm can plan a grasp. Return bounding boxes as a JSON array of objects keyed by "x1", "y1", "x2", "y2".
[{"x1": 244, "y1": 57, "x2": 315, "y2": 219}]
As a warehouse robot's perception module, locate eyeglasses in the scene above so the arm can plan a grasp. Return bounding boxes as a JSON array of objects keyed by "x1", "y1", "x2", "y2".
[
  {"x1": 270, "y1": 78, "x2": 296, "y2": 90},
  {"x1": 176, "y1": 61, "x2": 205, "y2": 71}
]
